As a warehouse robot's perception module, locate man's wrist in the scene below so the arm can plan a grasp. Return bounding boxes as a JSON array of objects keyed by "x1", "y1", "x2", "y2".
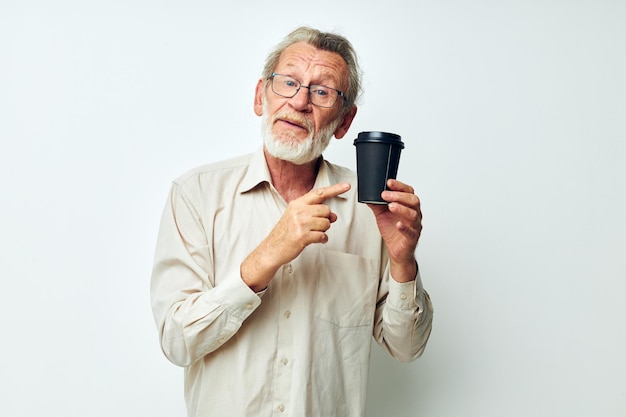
[{"x1": 389, "y1": 259, "x2": 418, "y2": 283}]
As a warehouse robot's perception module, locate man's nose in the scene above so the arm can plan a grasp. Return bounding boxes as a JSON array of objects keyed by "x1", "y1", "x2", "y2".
[{"x1": 289, "y1": 86, "x2": 312, "y2": 110}]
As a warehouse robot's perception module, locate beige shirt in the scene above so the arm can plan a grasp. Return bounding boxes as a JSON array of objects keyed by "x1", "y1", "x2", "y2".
[{"x1": 151, "y1": 147, "x2": 433, "y2": 417}]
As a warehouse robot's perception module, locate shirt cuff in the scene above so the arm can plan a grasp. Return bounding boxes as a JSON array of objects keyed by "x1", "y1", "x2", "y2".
[
  {"x1": 388, "y1": 270, "x2": 425, "y2": 310},
  {"x1": 210, "y1": 275, "x2": 263, "y2": 320}
]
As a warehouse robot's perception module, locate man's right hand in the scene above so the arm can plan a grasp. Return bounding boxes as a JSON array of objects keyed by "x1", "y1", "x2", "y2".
[{"x1": 240, "y1": 182, "x2": 351, "y2": 292}]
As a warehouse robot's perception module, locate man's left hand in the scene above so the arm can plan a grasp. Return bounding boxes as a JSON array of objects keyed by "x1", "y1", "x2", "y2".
[{"x1": 368, "y1": 179, "x2": 422, "y2": 283}]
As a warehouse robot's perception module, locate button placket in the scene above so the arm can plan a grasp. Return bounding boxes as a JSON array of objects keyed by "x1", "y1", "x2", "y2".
[{"x1": 273, "y1": 262, "x2": 295, "y2": 416}]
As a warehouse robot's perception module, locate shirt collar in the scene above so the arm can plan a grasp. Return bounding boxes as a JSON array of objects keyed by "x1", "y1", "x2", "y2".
[
  {"x1": 240, "y1": 147, "x2": 273, "y2": 194},
  {"x1": 239, "y1": 147, "x2": 348, "y2": 201}
]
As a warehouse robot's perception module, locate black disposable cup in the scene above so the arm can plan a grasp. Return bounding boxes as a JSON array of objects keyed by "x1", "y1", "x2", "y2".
[{"x1": 353, "y1": 131, "x2": 405, "y2": 204}]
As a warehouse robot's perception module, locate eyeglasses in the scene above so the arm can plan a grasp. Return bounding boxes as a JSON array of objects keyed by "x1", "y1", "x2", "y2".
[{"x1": 268, "y1": 73, "x2": 345, "y2": 108}]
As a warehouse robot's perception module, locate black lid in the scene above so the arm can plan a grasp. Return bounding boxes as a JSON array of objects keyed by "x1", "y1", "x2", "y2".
[{"x1": 353, "y1": 131, "x2": 404, "y2": 148}]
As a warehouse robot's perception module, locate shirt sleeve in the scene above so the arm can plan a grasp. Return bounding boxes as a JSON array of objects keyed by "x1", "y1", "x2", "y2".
[
  {"x1": 373, "y1": 267, "x2": 434, "y2": 362},
  {"x1": 150, "y1": 182, "x2": 262, "y2": 367}
]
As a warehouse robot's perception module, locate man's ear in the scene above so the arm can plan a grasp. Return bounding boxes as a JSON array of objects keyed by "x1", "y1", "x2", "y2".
[
  {"x1": 254, "y1": 79, "x2": 265, "y2": 116},
  {"x1": 333, "y1": 106, "x2": 358, "y2": 139}
]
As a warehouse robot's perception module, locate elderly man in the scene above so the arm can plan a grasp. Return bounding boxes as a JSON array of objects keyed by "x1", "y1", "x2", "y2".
[{"x1": 151, "y1": 26, "x2": 433, "y2": 417}]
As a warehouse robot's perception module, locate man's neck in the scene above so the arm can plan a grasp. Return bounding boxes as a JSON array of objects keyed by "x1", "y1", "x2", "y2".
[{"x1": 264, "y1": 149, "x2": 321, "y2": 203}]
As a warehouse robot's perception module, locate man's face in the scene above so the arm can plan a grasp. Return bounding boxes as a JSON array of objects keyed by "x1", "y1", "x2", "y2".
[{"x1": 254, "y1": 42, "x2": 356, "y2": 165}]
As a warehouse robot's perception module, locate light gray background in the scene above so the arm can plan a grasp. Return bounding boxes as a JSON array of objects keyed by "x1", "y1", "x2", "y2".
[{"x1": 1, "y1": 1, "x2": 625, "y2": 416}]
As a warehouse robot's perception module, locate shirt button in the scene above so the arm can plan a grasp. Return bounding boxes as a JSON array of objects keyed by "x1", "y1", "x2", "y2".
[
  {"x1": 284, "y1": 310, "x2": 291, "y2": 319},
  {"x1": 278, "y1": 404, "x2": 285, "y2": 412},
  {"x1": 286, "y1": 264, "x2": 293, "y2": 274},
  {"x1": 400, "y1": 293, "x2": 407, "y2": 300},
  {"x1": 281, "y1": 357, "x2": 288, "y2": 366},
  {"x1": 246, "y1": 303, "x2": 253, "y2": 310},
  {"x1": 217, "y1": 337, "x2": 225, "y2": 344}
]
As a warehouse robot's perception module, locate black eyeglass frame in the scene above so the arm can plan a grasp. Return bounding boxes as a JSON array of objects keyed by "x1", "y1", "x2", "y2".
[{"x1": 268, "y1": 72, "x2": 346, "y2": 108}]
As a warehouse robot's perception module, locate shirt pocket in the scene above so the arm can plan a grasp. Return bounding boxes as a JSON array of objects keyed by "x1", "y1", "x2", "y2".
[{"x1": 314, "y1": 250, "x2": 379, "y2": 327}]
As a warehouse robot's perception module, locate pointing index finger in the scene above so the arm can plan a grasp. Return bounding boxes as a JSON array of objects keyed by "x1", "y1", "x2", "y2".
[{"x1": 304, "y1": 182, "x2": 351, "y2": 204}]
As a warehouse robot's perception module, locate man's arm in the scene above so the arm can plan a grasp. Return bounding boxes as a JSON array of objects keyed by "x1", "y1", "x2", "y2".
[
  {"x1": 369, "y1": 179, "x2": 433, "y2": 361},
  {"x1": 150, "y1": 183, "x2": 262, "y2": 367},
  {"x1": 151, "y1": 182, "x2": 352, "y2": 366},
  {"x1": 373, "y1": 266, "x2": 434, "y2": 362}
]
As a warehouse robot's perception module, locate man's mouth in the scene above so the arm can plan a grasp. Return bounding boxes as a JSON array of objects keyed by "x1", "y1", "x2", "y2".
[{"x1": 278, "y1": 118, "x2": 308, "y2": 131}]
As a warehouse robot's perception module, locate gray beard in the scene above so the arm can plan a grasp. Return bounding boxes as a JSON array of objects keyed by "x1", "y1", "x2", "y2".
[{"x1": 261, "y1": 100, "x2": 341, "y2": 165}]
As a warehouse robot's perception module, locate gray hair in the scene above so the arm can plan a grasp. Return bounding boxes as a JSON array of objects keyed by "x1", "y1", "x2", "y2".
[{"x1": 262, "y1": 26, "x2": 362, "y2": 112}]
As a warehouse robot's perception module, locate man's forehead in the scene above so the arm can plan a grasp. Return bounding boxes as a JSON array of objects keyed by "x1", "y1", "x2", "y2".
[
  {"x1": 277, "y1": 43, "x2": 346, "y2": 71},
  {"x1": 275, "y1": 43, "x2": 348, "y2": 86}
]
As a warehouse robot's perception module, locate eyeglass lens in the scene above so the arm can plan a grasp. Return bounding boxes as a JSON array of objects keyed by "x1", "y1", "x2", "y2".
[{"x1": 271, "y1": 74, "x2": 340, "y2": 108}]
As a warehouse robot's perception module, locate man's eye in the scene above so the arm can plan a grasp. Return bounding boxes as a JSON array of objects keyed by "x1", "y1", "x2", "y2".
[
  {"x1": 312, "y1": 88, "x2": 329, "y2": 96},
  {"x1": 285, "y1": 80, "x2": 297, "y2": 87}
]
